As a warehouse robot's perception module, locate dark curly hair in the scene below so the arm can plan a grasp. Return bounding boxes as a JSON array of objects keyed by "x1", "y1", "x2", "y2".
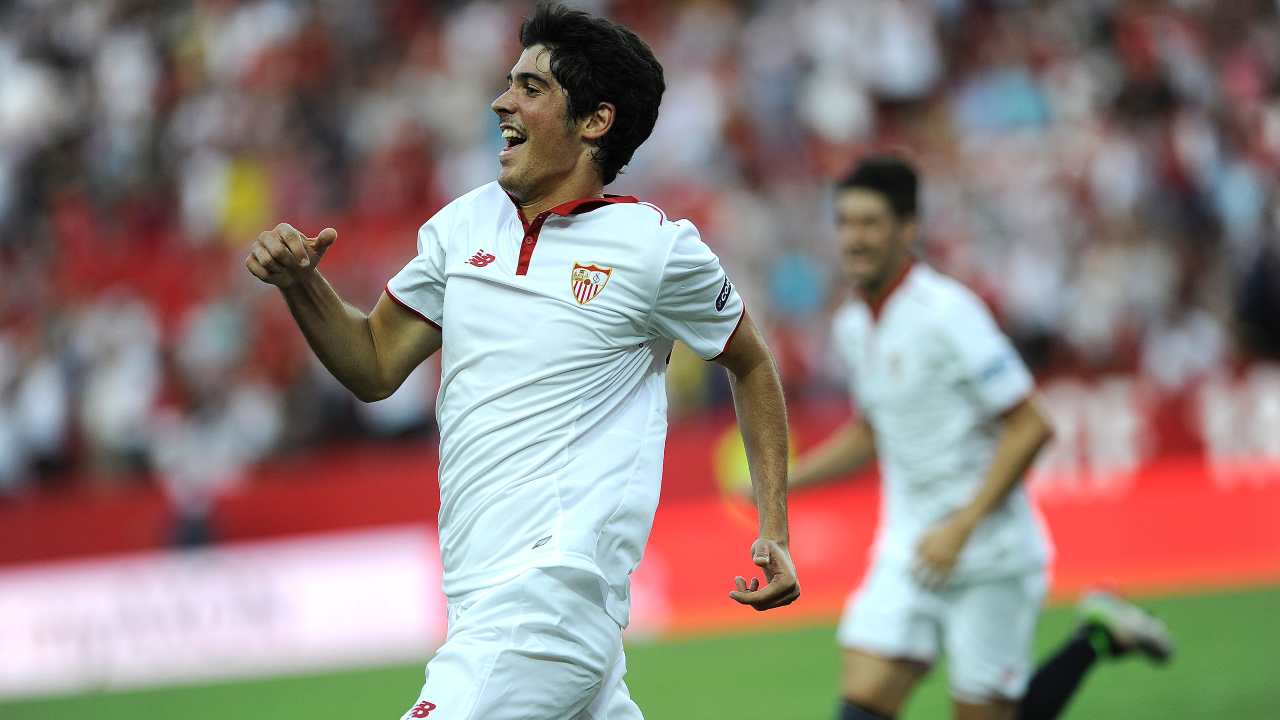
[{"x1": 520, "y1": 2, "x2": 665, "y2": 185}]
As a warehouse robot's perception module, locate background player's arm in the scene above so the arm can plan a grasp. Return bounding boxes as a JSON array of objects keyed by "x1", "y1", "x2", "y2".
[
  {"x1": 246, "y1": 223, "x2": 442, "y2": 402},
  {"x1": 715, "y1": 312, "x2": 801, "y2": 611},
  {"x1": 789, "y1": 418, "x2": 876, "y2": 490},
  {"x1": 951, "y1": 396, "x2": 1054, "y2": 531},
  {"x1": 915, "y1": 396, "x2": 1053, "y2": 587}
]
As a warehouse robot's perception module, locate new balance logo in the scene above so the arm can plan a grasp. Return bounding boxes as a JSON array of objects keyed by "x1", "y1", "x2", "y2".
[
  {"x1": 408, "y1": 700, "x2": 437, "y2": 718},
  {"x1": 467, "y1": 251, "x2": 496, "y2": 267}
]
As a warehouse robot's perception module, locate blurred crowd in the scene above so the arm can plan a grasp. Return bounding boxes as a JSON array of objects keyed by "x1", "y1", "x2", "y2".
[{"x1": 1, "y1": 0, "x2": 1278, "y2": 501}]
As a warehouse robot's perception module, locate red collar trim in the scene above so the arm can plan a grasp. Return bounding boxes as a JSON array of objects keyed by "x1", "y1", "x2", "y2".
[
  {"x1": 505, "y1": 192, "x2": 639, "y2": 276},
  {"x1": 547, "y1": 194, "x2": 639, "y2": 216},
  {"x1": 865, "y1": 259, "x2": 916, "y2": 321},
  {"x1": 505, "y1": 191, "x2": 639, "y2": 230}
]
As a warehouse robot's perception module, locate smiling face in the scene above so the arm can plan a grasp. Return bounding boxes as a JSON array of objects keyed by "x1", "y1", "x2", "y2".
[
  {"x1": 491, "y1": 44, "x2": 590, "y2": 203},
  {"x1": 835, "y1": 187, "x2": 916, "y2": 295}
]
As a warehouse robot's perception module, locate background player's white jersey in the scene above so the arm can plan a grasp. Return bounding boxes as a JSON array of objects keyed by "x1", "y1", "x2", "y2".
[
  {"x1": 833, "y1": 263, "x2": 1050, "y2": 580},
  {"x1": 387, "y1": 182, "x2": 744, "y2": 626}
]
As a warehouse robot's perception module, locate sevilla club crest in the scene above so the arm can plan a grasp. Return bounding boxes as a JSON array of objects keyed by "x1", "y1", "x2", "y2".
[{"x1": 570, "y1": 263, "x2": 612, "y2": 305}]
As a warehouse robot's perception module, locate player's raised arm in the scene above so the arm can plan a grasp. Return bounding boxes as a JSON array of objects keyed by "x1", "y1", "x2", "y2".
[
  {"x1": 245, "y1": 223, "x2": 442, "y2": 402},
  {"x1": 715, "y1": 312, "x2": 801, "y2": 611}
]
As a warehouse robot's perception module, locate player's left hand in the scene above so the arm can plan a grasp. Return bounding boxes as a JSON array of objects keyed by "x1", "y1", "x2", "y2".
[
  {"x1": 728, "y1": 537, "x2": 800, "y2": 611},
  {"x1": 913, "y1": 514, "x2": 976, "y2": 590}
]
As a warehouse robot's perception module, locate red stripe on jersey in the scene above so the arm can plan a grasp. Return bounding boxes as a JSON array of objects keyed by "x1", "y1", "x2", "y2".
[
  {"x1": 710, "y1": 306, "x2": 748, "y2": 361},
  {"x1": 384, "y1": 284, "x2": 442, "y2": 330},
  {"x1": 637, "y1": 202, "x2": 666, "y2": 225}
]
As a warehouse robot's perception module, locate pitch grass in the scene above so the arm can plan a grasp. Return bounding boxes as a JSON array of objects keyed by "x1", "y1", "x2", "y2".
[{"x1": 4, "y1": 585, "x2": 1276, "y2": 719}]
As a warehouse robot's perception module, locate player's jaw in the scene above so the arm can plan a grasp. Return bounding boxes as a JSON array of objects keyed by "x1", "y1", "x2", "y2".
[
  {"x1": 839, "y1": 224, "x2": 904, "y2": 293},
  {"x1": 838, "y1": 234, "x2": 869, "y2": 281},
  {"x1": 495, "y1": 121, "x2": 581, "y2": 203}
]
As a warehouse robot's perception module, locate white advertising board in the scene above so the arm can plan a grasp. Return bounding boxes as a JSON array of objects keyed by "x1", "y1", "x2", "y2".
[{"x1": 0, "y1": 526, "x2": 444, "y2": 699}]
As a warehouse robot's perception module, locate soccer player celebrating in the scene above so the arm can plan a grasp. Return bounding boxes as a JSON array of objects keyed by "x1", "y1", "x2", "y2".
[
  {"x1": 244, "y1": 3, "x2": 797, "y2": 718},
  {"x1": 793, "y1": 156, "x2": 1172, "y2": 720}
]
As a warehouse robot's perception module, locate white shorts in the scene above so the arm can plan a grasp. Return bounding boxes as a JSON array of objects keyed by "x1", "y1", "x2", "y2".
[
  {"x1": 399, "y1": 566, "x2": 643, "y2": 720},
  {"x1": 836, "y1": 560, "x2": 1048, "y2": 703}
]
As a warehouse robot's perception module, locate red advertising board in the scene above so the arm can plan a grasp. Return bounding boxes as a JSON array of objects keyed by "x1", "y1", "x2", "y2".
[{"x1": 2, "y1": 372, "x2": 1279, "y2": 636}]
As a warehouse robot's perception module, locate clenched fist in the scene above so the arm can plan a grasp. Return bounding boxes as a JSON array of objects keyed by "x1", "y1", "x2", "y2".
[{"x1": 245, "y1": 223, "x2": 337, "y2": 288}]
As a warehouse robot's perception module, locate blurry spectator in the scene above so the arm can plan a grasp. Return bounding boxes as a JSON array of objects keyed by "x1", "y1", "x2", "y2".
[
  {"x1": 1238, "y1": 231, "x2": 1280, "y2": 358},
  {"x1": 11, "y1": 337, "x2": 71, "y2": 478},
  {"x1": 74, "y1": 294, "x2": 162, "y2": 478},
  {"x1": 150, "y1": 380, "x2": 282, "y2": 545},
  {"x1": 1141, "y1": 274, "x2": 1229, "y2": 392}
]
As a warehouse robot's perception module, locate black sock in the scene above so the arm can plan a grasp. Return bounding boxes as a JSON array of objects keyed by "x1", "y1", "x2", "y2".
[
  {"x1": 1017, "y1": 624, "x2": 1112, "y2": 719},
  {"x1": 838, "y1": 698, "x2": 894, "y2": 720}
]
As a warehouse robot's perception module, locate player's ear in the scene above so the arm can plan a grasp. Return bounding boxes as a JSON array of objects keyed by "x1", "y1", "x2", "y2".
[{"x1": 581, "y1": 102, "x2": 615, "y2": 143}]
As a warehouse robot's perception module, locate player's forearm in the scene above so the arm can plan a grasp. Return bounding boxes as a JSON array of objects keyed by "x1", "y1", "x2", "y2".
[
  {"x1": 790, "y1": 419, "x2": 875, "y2": 490},
  {"x1": 727, "y1": 359, "x2": 791, "y2": 544},
  {"x1": 955, "y1": 398, "x2": 1054, "y2": 530},
  {"x1": 280, "y1": 271, "x2": 389, "y2": 402}
]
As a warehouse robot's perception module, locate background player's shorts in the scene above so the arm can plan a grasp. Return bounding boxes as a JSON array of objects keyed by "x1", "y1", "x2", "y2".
[
  {"x1": 399, "y1": 566, "x2": 643, "y2": 720},
  {"x1": 836, "y1": 559, "x2": 1048, "y2": 703}
]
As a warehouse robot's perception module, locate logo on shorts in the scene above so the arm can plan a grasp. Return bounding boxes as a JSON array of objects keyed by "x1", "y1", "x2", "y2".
[
  {"x1": 467, "y1": 250, "x2": 496, "y2": 267},
  {"x1": 716, "y1": 276, "x2": 733, "y2": 311},
  {"x1": 571, "y1": 263, "x2": 612, "y2": 305},
  {"x1": 408, "y1": 700, "x2": 437, "y2": 718}
]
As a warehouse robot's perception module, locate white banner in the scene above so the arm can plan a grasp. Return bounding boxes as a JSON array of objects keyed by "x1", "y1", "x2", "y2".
[{"x1": 0, "y1": 526, "x2": 444, "y2": 699}]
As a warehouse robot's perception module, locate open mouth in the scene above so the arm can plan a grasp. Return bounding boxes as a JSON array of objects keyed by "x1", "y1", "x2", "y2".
[{"x1": 500, "y1": 126, "x2": 527, "y2": 155}]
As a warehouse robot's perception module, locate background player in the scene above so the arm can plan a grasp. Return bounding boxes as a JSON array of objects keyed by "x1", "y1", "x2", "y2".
[
  {"x1": 788, "y1": 156, "x2": 1171, "y2": 720},
  {"x1": 244, "y1": 4, "x2": 799, "y2": 718}
]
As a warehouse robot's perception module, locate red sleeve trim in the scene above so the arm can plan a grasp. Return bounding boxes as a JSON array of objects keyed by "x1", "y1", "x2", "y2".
[
  {"x1": 710, "y1": 305, "x2": 747, "y2": 361},
  {"x1": 384, "y1": 284, "x2": 441, "y2": 331}
]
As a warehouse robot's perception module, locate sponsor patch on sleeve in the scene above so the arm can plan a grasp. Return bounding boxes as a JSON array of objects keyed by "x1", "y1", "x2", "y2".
[
  {"x1": 716, "y1": 276, "x2": 733, "y2": 311},
  {"x1": 978, "y1": 354, "x2": 1013, "y2": 382}
]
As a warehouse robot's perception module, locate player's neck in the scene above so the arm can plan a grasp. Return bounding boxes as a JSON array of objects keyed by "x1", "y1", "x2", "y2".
[
  {"x1": 515, "y1": 172, "x2": 605, "y2": 223},
  {"x1": 862, "y1": 252, "x2": 914, "y2": 309}
]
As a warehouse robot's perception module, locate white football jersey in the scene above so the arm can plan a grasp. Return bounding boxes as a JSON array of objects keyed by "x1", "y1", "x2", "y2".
[
  {"x1": 833, "y1": 263, "x2": 1050, "y2": 580},
  {"x1": 387, "y1": 182, "x2": 744, "y2": 625}
]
